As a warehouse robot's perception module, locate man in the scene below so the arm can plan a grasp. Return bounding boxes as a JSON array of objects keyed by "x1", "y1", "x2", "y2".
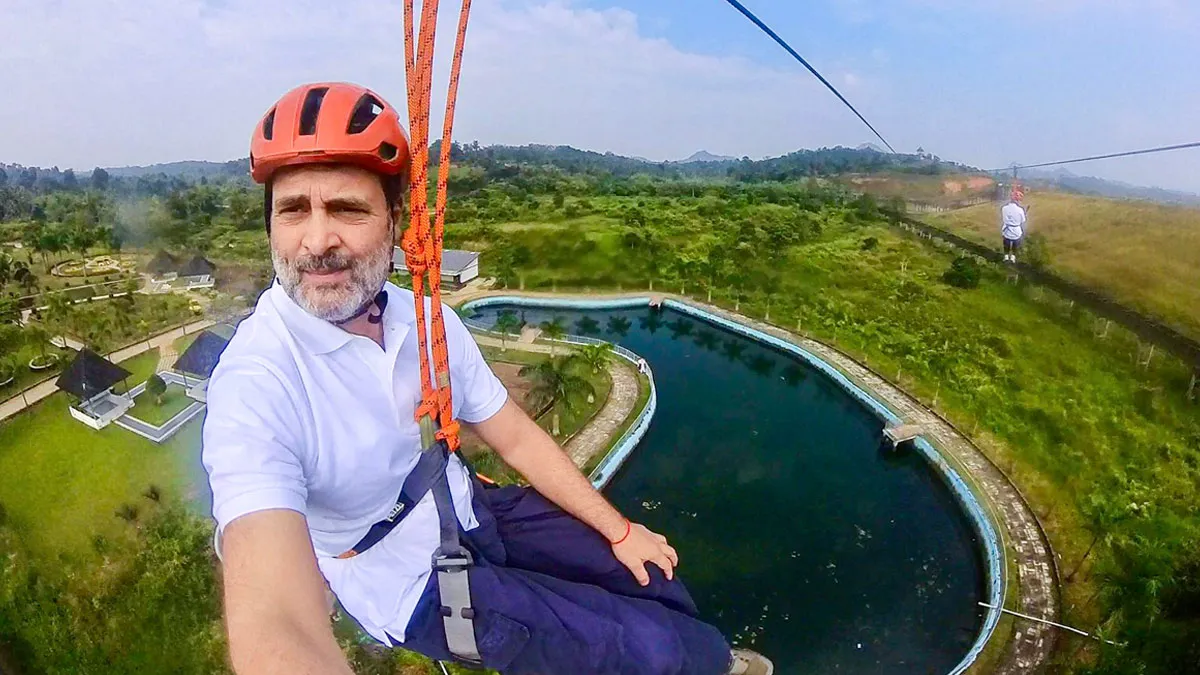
[
  {"x1": 203, "y1": 82, "x2": 772, "y2": 675},
  {"x1": 1001, "y1": 188, "x2": 1028, "y2": 263}
]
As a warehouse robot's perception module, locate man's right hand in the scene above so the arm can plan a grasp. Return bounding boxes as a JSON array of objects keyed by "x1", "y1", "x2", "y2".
[
  {"x1": 612, "y1": 522, "x2": 679, "y2": 587},
  {"x1": 222, "y1": 509, "x2": 355, "y2": 675}
]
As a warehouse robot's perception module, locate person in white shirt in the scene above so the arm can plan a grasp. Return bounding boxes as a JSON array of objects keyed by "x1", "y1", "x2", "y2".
[
  {"x1": 203, "y1": 82, "x2": 773, "y2": 675},
  {"x1": 1000, "y1": 189, "x2": 1028, "y2": 263}
]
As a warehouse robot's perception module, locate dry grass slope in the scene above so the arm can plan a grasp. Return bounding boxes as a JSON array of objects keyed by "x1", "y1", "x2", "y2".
[{"x1": 929, "y1": 191, "x2": 1200, "y2": 340}]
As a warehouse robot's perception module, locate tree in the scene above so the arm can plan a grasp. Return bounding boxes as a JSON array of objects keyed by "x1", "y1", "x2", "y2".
[
  {"x1": 574, "y1": 316, "x2": 601, "y2": 336},
  {"x1": 571, "y1": 342, "x2": 613, "y2": 374},
  {"x1": 492, "y1": 310, "x2": 522, "y2": 351},
  {"x1": 0, "y1": 253, "x2": 12, "y2": 289},
  {"x1": 145, "y1": 374, "x2": 167, "y2": 405},
  {"x1": 44, "y1": 292, "x2": 75, "y2": 343},
  {"x1": 0, "y1": 354, "x2": 16, "y2": 385},
  {"x1": 62, "y1": 169, "x2": 78, "y2": 190},
  {"x1": 519, "y1": 357, "x2": 595, "y2": 437},
  {"x1": 24, "y1": 323, "x2": 50, "y2": 359},
  {"x1": 942, "y1": 255, "x2": 981, "y2": 289},
  {"x1": 539, "y1": 317, "x2": 567, "y2": 355},
  {"x1": 91, "y1": 167, "x2": 110, "y2": 191}
]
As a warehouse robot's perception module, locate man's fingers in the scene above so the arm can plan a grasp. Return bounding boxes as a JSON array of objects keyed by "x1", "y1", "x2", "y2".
[
  {"x1": 663, "y1": 544, "x2": 679, "y2": 567},
  {"x1": 632, "y1": 561, "x2": 651, "y2": 586},
  {"x1": 652, "y1": 531, "x2": 668, "y2": 544},
  {"x1": 653, "y1": 555, "x2": 675, "y2": 580}
]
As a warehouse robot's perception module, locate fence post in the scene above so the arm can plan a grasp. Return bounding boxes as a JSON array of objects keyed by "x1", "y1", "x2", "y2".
[{"x1": 1143, "y1": 344, "x2": 1155, "y2": 369}]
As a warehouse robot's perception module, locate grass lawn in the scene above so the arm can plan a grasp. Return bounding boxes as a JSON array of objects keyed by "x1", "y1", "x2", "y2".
[
  {"x1": 129, "y1": 384, "x2": 192, "y2": 426},
  {"x1": 929, "y1": 191, "x2": 1200, "y2": 340},
  {"x1": 112, "y1": 348, "x2": 160, "y2": 394},
  {"x1": 0, "y1": 389, "x2": 203, "y2": 566}
]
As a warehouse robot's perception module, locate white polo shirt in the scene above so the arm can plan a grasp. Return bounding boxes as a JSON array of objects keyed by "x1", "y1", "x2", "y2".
[
  {"x1": 202, "y1": 281, "x2": 508, "y2": 644},
  {"x1": 1001, "y1": 202, "x2": 1027, "y2": 240}
]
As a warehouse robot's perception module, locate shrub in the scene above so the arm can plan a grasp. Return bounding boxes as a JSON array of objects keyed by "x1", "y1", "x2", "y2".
[
  {"x1": 861, "y1": 237, "x2": 879, "y2": 251},
  {"x1": 115, "y1": 503, "x2": 139, "y2": 523},
  {"x1": 942, "y1": 255, "x2": 981, "y2": 289},
  {"x1": 143, "y1": 485, "x2": 161, "y2": 502}
]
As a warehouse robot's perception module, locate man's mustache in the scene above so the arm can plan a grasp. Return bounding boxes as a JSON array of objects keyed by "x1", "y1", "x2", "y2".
[{"x1": 293, "y1": 252, "x2": 354, "y2": 274}]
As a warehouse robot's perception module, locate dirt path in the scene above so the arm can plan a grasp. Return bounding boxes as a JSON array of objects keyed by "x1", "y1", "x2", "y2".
[{"x1": 457, "y1": 288, "x2": 1059, "y2": 674}]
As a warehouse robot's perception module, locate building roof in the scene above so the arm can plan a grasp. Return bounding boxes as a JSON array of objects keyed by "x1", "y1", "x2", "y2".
[
  {"x1": 172, "y1": 329, "x2": 232, "y2": 378},
  {"x1": 178, "y1": 254, "x2": 216, "y2": 277},
  {"x1": 144, "y1": 250, "x2": 178, "y2": 275},
  {"x1": 55, "y1": 348, "x2": 132, "y2": 400},
  {"x1": 392, "y1": 247, "x2": 480, "y2": 274}
]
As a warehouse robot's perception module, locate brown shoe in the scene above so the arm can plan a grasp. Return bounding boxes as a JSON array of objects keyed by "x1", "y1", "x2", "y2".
[{"x1": 728, "y1": 648, "x2": 774, "y2": 675}]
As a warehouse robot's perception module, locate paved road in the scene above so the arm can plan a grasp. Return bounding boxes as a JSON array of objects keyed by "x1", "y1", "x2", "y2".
[{"x1": 0, "y1": 319, "x2": 215, "y2": 424}]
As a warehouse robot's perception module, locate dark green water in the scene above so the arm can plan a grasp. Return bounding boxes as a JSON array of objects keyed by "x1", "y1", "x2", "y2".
[{"x1": 473, "y1": 304, "x2": 986, "y2": 674}]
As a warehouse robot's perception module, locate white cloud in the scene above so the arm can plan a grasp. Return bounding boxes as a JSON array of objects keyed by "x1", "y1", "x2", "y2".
[{"x1": 0, "y1": 0, "x2": 871, "y2": 169}]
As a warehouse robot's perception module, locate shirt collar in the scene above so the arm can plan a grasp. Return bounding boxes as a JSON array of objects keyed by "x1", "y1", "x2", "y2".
[{"x1": 270, "y1": 281, "x2": 412, "y2": 356}]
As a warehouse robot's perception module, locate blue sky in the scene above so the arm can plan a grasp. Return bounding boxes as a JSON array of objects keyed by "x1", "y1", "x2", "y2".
[{"x1": 1, "y1": 0, "x2": 1197, "y2": 191}]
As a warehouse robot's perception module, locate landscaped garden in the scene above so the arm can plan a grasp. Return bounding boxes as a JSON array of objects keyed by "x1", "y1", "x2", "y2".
[{"x1": 130, "y1": 383, "x2": 192, "y2": 427}]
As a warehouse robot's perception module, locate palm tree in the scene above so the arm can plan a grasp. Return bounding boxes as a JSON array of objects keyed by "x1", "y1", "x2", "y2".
[
  {"x1": 24, "y1": 323, "x2": 51, "y2": 360},
  {"x1": 0, "y1": 355, "x2": 16, "y2": 386},
  {"x1": 539, "y1": 317, "x2": 567, "y2": 356},
  {"x1": 493, "y1": 310, "x2": 522, "y2": 351},
  {"x1": 606, "y1": 316, "x2": 631, "y2": 338},
  {"x1": 572, "y1": 342, "x2": 613, "y2": 374},
  {"x1": 44, "y1": 292, "x2": 74, "y2": 345},
  {"x1": 520, "y1": 357, "x2": 595, "y2": 437},
  {"x1": 0, "y1": 253, "x2": 12, "y2": 289},
  {"x1": 14, "y1": 262, "x2": 37, "y2": 295}
]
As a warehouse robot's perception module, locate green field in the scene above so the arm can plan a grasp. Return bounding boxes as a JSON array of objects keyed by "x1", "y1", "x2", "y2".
[
  {"x1": 0, "y1": 372, "x2": 200, "y2": 565},
  {"x1": 130, "y1": 384, "x2": 193, "y2": 426},
  {"x1": 929, "y1": 191, "x2": 1200, "y2": 340}
]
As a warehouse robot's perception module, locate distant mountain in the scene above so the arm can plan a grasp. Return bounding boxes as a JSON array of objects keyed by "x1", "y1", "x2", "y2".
[
  {"x1": 856, "y1": 143, "x2": 886, "y2": 153},
  {"x1": 1018, "y1": 168, "x2": 1200, "y2": 207},
  {"x1": 677, "y1": 150, "x2": 736, "y2": 164},
  {"x1": 105, "y1": 159, "x2": 249, "y2": 180}
]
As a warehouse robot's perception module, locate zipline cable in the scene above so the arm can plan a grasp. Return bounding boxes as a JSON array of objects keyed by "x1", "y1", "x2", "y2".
[
  {"x1": 989, "y1": 140, "x2": 1200, "y2": 174},
  {"x1": 721, "y1": 0, "x2": 897, "y2": 153}
]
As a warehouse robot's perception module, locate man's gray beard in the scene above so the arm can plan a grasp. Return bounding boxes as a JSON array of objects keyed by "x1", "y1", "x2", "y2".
[{"x1": 272, "y1": 242, "x2": 392, "y2": 323}]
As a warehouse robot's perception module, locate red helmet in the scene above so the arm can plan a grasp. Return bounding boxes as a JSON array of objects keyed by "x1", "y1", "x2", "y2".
[{"x1": 249, "y1": 82, "x2": 411, "y2": 184}]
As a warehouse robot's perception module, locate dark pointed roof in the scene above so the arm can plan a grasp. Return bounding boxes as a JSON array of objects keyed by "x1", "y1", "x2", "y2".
[
  {"x1": 55, "y1": 348, "x2": 131, "y2": 400},
  {"x1": 172, "y1": 329, "x2": 232, "y2": 378},
  {"x1": 179, "y1": 254, "x2": 215, "y2": 277},
  {"x1": 144, "y1": 250, "x2": 178, "y2": 275}
]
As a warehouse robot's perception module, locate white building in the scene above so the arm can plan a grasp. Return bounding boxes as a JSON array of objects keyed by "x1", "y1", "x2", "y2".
[{"x1": 392, "y1": 247, "x2": 480, "y2": 289}]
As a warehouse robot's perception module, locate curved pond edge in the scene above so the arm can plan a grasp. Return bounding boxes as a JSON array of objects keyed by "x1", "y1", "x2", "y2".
[{"x1": 462, "y1": 295, "x2": 1004, "y2": 675}]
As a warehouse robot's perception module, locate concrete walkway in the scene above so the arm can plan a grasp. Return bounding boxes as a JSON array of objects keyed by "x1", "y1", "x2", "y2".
[
  {"x1": 457, "y1": 288, "x2": 1059, "y2": 675},
  {"x1": 563, "y1": 360, "x2": 638, "y2": 467},
  {"x1": 471, "y1": 333, "x2": 641, "y2": 471},
  {"x1": 0, "y1": 319, "x2": 215, "y2": 424}
]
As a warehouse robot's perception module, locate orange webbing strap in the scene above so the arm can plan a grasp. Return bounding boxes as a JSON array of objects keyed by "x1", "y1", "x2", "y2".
[{"x1": 401, "y1": 0, "x2": 473, "y2": 452}]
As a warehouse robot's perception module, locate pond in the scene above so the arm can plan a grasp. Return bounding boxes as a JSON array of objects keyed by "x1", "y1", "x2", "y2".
[{"x1": 469, "y1": 302, "x2": 989, "y2": 675}]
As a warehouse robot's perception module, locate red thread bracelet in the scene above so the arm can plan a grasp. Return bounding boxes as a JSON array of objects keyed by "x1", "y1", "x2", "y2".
[{"x1": 610, "y1": 519, "x2": 632, "y2": 546}]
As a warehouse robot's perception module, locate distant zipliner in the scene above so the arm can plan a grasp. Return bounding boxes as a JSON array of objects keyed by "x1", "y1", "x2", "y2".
[{"x1": 1000, "y1": 186, "x2": 1029, "y2": 264}]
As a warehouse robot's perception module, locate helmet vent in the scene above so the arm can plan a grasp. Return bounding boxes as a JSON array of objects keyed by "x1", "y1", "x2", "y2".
[
  {"x1": 262, "y1": 108, "x2": 276, "y2": 141},
  {"x1": 298, "y1": 87, "x2": 329, "y2": 136},
  {"x1": 378, "y1": 142, "x2": 398, "y2": 160},
  {"x1": 348, "y1": 94, "x2": 385, "y2": 135}
]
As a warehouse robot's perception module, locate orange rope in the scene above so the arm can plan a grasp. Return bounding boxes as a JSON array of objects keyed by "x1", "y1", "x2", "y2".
[{"x1": 402, "y1": 0, "x2": 472, "y2": 451}]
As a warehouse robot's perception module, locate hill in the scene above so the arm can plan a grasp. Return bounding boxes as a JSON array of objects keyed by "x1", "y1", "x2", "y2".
[
  {"x1": 677, "y1": 150, "x2": 736, "y2": 164},
  {"x1": 104, "y1": 159, "x2": 248, "y2": 180},
  {"x1": 1014, "y1": 168, "x2": 1200, "y2": 206},
  {"x1": 928, "y1": 191, "x2": 1200, "y2": 340}
]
